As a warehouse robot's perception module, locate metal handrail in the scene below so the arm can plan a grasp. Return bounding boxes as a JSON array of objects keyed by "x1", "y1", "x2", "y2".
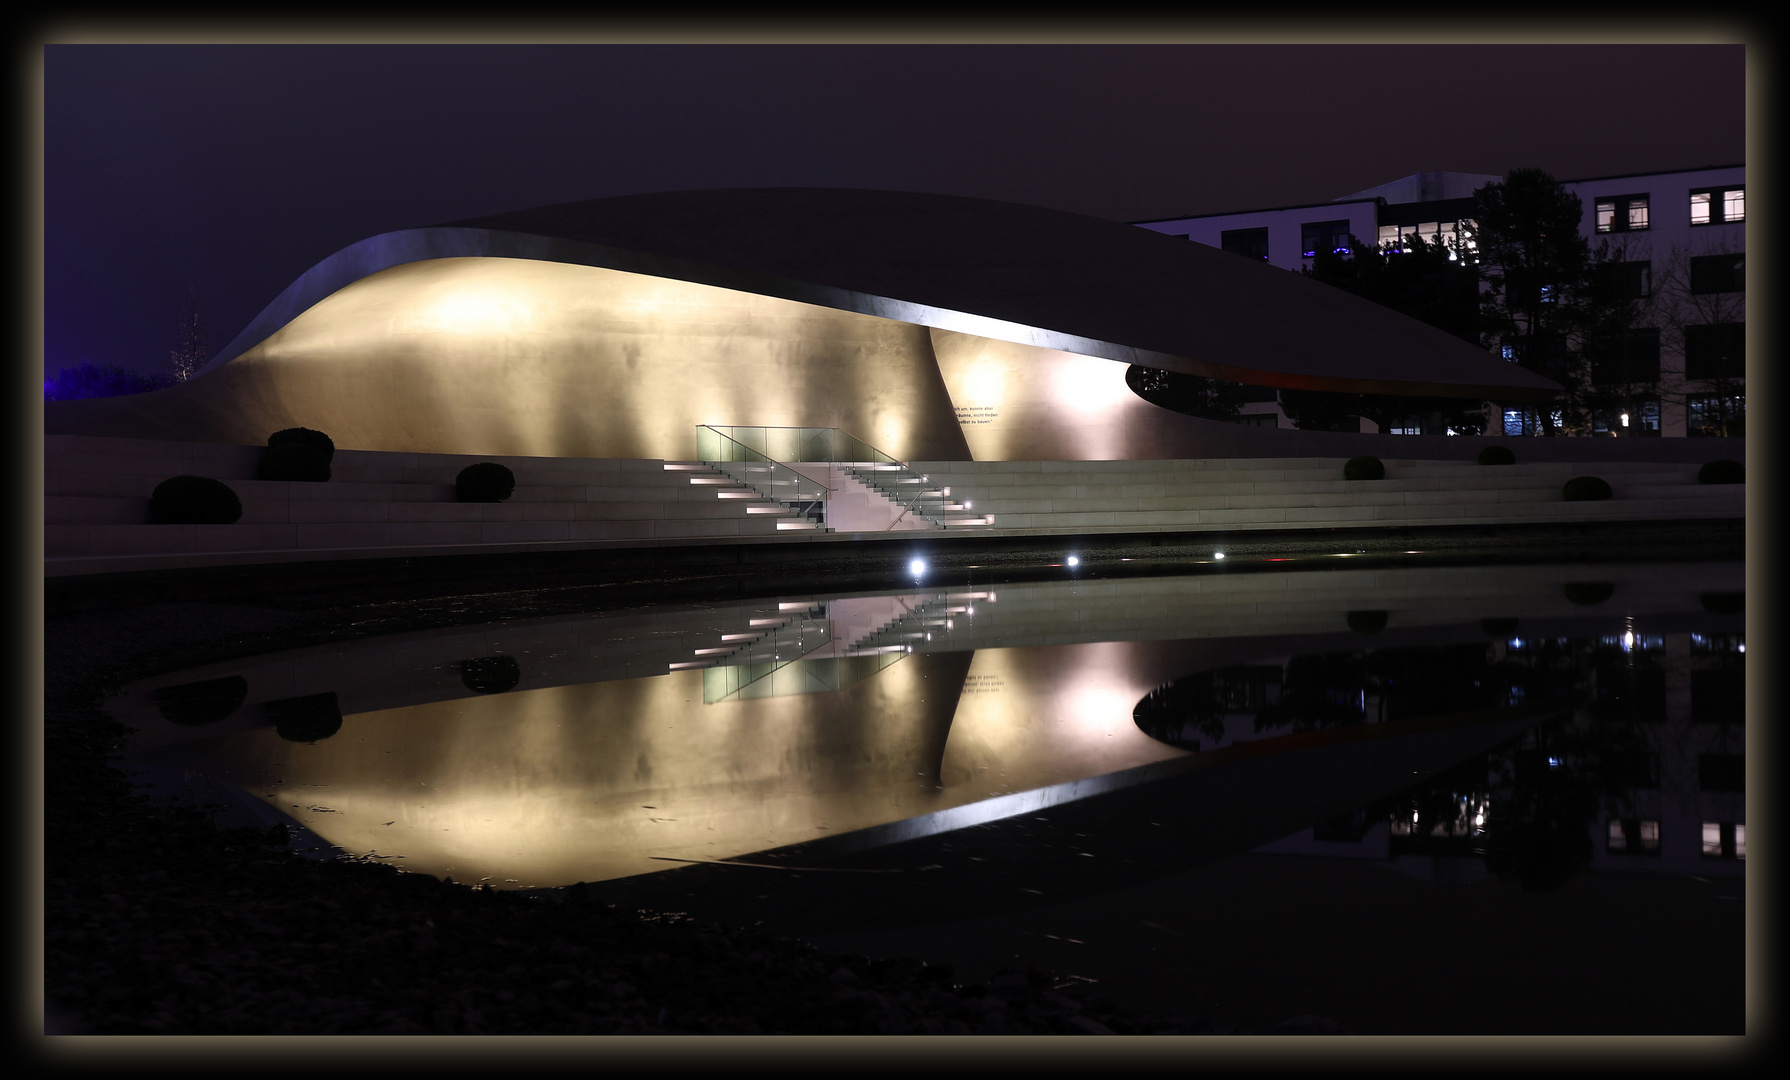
[{"x1": 698, "y1": 425, "x2": 965, "y2": 529}]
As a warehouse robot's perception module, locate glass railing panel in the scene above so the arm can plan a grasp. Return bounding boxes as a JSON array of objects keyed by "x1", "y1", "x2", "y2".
[{"x1": 697, "y1": 426, "x2": 832, "y2": 526}]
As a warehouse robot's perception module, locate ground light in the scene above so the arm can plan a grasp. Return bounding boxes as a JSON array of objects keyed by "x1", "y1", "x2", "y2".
[
  {"x1": 1214, "y1": 552, "x2": 1225, "y2": 560},
  {"x1": 1066, "y1": 556, "x2": 1080, "y2": 567}
]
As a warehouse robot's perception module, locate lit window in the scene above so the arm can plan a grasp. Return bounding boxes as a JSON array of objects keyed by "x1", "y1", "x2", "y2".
[
  {"x1": 1609, "y1": 818, "x2": 1661, "y2": 854},
  {"x1": 1691, "y1": 186, "x2": 1745, "y2": 225},
  {"x1": 1702, "y1": 821, "x2": 1745, "y2": 859},
  {"x1": 1378, "y1": 224, "x2": 1402, "y2": 252},
  {"x1": 1595, "y1": 194, "x2": 1650, "y2": 233}
]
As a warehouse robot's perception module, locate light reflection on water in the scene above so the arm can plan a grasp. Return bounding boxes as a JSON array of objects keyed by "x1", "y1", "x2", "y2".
[{"x1": 115, "y1": 561, "x2": 1744, "y2": 891}]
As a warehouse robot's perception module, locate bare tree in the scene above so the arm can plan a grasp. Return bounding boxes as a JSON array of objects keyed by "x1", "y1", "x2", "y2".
[
  {"x1": 1650, "y1": 241, "x2": 1746, "y2": 436},
  {"x1": 1580, "y1": 237, "x2": 1663, "y2": 437}
]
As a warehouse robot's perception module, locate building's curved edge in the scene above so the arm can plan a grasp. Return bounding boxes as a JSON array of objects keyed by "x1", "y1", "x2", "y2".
[{"x1": 206, "y1": 227, "x2": 1557, "y2": 401}]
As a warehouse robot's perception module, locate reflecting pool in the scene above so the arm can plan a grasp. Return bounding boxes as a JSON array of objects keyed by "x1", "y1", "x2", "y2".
[{"x1": 114, "y1": 560, "x2": 1744, "y2": 906}]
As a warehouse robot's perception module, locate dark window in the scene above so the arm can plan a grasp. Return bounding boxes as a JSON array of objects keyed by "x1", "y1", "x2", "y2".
[
  {"x1": 1593, "y1": 261, "x2": 1652, "y2": 299},
  {"x1": 1603, "y1": 752, "x2": 1660, "y2": 789},
  {"x1": 1592, "y1": 662, "x2": 1667, "y2": 720},
  {"x1": 1221, "y1": 228, "x2": 1269, "y2": 261},
  {"x1": 1690, "y1": 186, "x2": 1745, "y2": 225},
  {"x1": 1313, "y1": 808, "x2": 1371, "y2": 843},
  {"x1": 1589, "y1": 329, "x2": 1662, "y2": 385},
  {"x1": 1684, "y1": 323, "x2": 1745, "y2": 380},
  {"x1": 1689, "y1": 254, "x2": 1745, "y2": 294},
  {"x1": 1533, "y1": 334, "x2": 1569, "y2": 375},
  {"x1": 1691, "y1": 668, "x2": 1744, "y2": 723},
  {"x1": 1699, "y1": 754, "x2": 1745, "y2": 792},
  {"x1": 1595, "y1": 194, "x2": 1650, "y2": 233},
  {"x1": 1300, "y1": 219, "x2": 1351, "y2": 258}
]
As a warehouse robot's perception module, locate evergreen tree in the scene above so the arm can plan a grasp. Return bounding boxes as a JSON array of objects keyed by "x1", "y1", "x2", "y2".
[
  {"x1": 1300, "y1": 232, "x2": 1486, "y2": 435},
  {"x1": 1470, "y1": 168, "x2": 1589, "y2": 436}
]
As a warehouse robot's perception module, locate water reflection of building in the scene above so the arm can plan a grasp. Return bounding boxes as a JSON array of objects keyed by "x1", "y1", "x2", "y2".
[
  {"x1": 117, "y1": 565, "x2": 1743, "y2": 890},
  {"x1": 1237, "y1": 631, "x2": 1745, "y2": 880}
]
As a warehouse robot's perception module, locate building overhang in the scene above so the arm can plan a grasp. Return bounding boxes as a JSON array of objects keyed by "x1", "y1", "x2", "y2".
[{"x1": 209, "y1": 188, "x2": 1560, "y2": 403}]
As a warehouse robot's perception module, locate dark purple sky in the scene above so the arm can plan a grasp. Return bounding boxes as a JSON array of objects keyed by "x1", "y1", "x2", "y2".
[{"x1": 43, "y1": 43, "x2": 1747, "y2": 380}]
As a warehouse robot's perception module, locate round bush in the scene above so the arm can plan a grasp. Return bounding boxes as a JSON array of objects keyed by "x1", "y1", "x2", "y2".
[
  {"x1": 456, "y1": 462, "x2": 517, "y2": 503},
  {"x1": 1561, "y1": 475, "x2": 1612, "y2": 502},
  {"x1": 1480, "y1": 617, "x2": 1520, "y2": 638},
  {"x1": 1346, "y1": 609, "x2": 1388, "y2": 634},
  {"x1": 1699, "y1": 591, "x2": 1744, "y2": 615},
  {"x1": 1563, "y1": 581, "x2": 1614, "y2": 606},
  {"x1": 267, "y1": 427, "x2": 336, "y2": 462},
  {"x1": 257, "y1": 442, "x2": 331, "y2": 482},
  {"x1": 150, "y1": 475, "x2": 243, "y2": 524},
  {"x1": 461, "y1": 655, "x2": 522, "y2": 694},
  {"x1": 1698, "y1": 459, "x2": 1744, "y2": 485},
  {"x1": 1343, "y1": 455, "x2": 1385, "y2": 481},
  {"x1": 263, "y1": 692, "x2": 343, "y2": 743},
  {"x1": 1477, "y1": 445, "x2": 1516, "y2": 466},
  {"x1": 153, "y1": 675, "x2": 249, "y2": 726}
]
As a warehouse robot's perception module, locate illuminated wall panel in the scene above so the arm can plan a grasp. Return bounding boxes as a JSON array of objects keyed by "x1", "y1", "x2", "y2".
[
  {"x1": 53, "y1": 258, "x2": 972, "y2": 463},
  {"x1": 931, "y1": 329, "x2": 1219, "y2": 460}
]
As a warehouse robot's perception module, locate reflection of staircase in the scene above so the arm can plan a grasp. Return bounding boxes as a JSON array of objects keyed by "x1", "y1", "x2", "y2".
[
  {"x1": 837, "y1": 595, "x2": 958, "y2": 654},
  {"x1": 672, "y1": 592, "x2": 990, "y2": 703},
  {"x1": 662, "y1": 462, "x2": 826, "y2": 530}
]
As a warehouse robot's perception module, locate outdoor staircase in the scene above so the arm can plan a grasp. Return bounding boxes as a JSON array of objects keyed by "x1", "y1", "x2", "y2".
[
  {"x1": 836, "y1": 461, "x2": 989, "y2": 529},
  {"x1": 663, "y1": 462, "x2": 826, "y2": 530}
]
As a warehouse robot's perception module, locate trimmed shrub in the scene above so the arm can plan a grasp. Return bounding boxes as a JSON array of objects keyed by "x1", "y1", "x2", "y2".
[
  {"x1": 1698, "y1": 459, "x2": 1744, "y2": 485},
  {"x1": 1477, "y1": 445, "x2": 1516, "y2": 466},
  {"x1": 461, "y1": 655, "x2": 522, "y2": 694},
  {"x1": 150, "y1": 475, "x2": 243, "y2": 524},
  {"x1": 153, "y1": 675, "x2": 249, "y2": 726},
  {"x1": 257, "y1": 442, "x2": 331, "y2": 482},
  {"x1": 1481, "y1": 617, "x2": 1520, "y2": 638},
  {"x1": 1561, "y1": 476, "x2": 1612, "y2": 502},
  {"x1": 1563, "y1": 582, "x2": 1614, "y2": 606},
  {"x1": 457, "y1": 461, "x2": 517, "y2": 503},
  {"x1": 263, "y1": 692, "x2": 343, "y2": 743},
  {"x1": 1343, "y1": 455, "x2": 1385, "y2": 481},
  {"x1": 1347, "y1": 609, "x2": 1388, "y2": 634},
  {"x1": 267, "y1": 427, "x2": 336, "y2": 462},
  {"x1": 1699, "y1": 591, "x2": 1744, "y2": 615}
]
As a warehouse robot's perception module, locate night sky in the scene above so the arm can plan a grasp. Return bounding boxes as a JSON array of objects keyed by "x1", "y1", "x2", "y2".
[{"x1": 41, "y1": 41, "x2": 1747, "y2": 382}]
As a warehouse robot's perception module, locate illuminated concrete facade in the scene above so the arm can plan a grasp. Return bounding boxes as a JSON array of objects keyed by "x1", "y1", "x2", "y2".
[{"x1": 46, "y1": 189, "x2": 1561, "y2": 461}]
